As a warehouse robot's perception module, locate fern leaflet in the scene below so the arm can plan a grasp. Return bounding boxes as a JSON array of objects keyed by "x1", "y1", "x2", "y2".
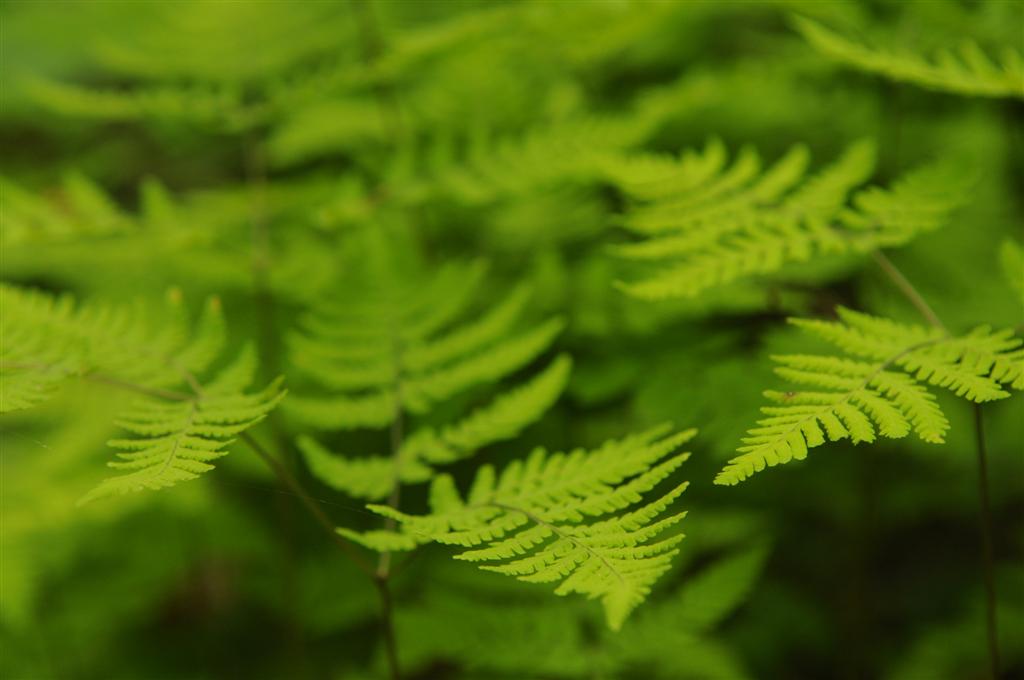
[
  {"x1": 794, "y1": 16, "x2": 1024, "y2": 100},
  {"x1": 716, "y1": 307, "x2": 1023, "y2": 485},
  {"x1": 365, "y1": 426, "x2": 695, "y2": 630}
]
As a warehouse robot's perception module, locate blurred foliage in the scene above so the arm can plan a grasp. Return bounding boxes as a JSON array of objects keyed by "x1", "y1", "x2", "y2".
[{"x1": 1, "y1": 0, "x2": 1022, "y2": 679}]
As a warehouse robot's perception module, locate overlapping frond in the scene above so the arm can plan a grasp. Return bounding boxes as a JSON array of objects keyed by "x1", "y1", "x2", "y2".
[
  {"x1": 794, "y1": 16, "x2": 1024, "y2": 100},
  {"x1": 288, "y1": 260, "x2": 569, "y2": 500},
  {"x1": 716, "y1": 307, "x2": 1024, "y2": 485},
  {"x1": 613, "y1": 139, "x2": 973, "y2": 299},
  {"x1": 80, "y1": 352, "x2": 285, "y2": 503},
  {"x1": 1, "y1": 284, "x2": 224, "y2": 412},
  {"x1": 0, "y1": 284, "x2": 286, "y2": 497},
  {"x1": 365, "y1": 426, "x2": 695, "y2": 630}
]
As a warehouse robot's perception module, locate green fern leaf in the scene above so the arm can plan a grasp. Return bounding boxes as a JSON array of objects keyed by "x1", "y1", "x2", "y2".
[
  {"x1": 296, "y1": 355, "x2": 569, "y2": 499},
  {"x1": 0, "y1": 285, "x2": 226, "y2": 410},
  {"x1": 365, "y1": 426, "x2": 695, "y2": 630},
  {"x1": 80, "y1": 356, "x2": 285, "y2": 504},
  {"x1": 0, "y1": 284, "x2": 286, "y2": 497},
  {"x1": 716, "y1": 307, "x2": 1023, "y2": 485},
  {"x1": 613, "y1": 139, "x2": 972, "y2": 300},
  {"x1": 793, "y1": 16, "x2": 1024, "y2": 100},
  {"x1": 289, "y1": 258, "x2": 568, "y2": 501}
]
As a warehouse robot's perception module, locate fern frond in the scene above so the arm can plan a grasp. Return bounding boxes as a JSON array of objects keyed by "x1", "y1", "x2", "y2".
[
  {"x1": 25, "y1": 77, "x2": 257, "y2": 130},
  {"x1": 0, "y1": 285, "x2": 225, "y2": 411},
  {"x1": 0, "y1": 284, "x2": 286, "y2": 497},
  {"x1": 613, "y1": 139, "x2": 973, "y2": 299},
  {"x1": 716, "y1": 308, "x2": 1023, "y2": 485},
  {"x1": 793, "y1": 16, "x2": 1024, "y2": 100},
  {"x1": 289, "y1": 259, "x2": 568, "y2": 500},
  {"x1": 296, "y1": 355, "x2": 570, "y2": 499},
  {"x1": 80, "y1": 356, "x2": 285, "y2": 504},
  {"x1": 365, "y1": 426, "x2": 695, "y2": 630}
]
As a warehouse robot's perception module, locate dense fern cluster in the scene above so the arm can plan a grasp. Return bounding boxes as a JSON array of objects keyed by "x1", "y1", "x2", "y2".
[{"x1": 3, "y1": 1, "x2": 1023, "y2": 679}]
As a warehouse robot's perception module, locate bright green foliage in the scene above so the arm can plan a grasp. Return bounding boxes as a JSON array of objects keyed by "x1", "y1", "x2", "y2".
[
  {"x1": 1, "y1": 173, "x2": 134, "y2": 240},
  {"x1": 366, "y1": 426, "x2": 694, "y2": 630},
  {"x1": 20, "y1": 2, "x2": 351, "y2": 130},
  {"x1": 0, "y1": 284, "x2": 285, "y2": 498},
  {"x1": 385, "y1": 115, "x2": 657, "y2": 207},
  {"x1": 4, "y1": 1, "x2": 1022, "y2": 678},
  {"x1": 717, "y1": 307, "x2": 1024, "y2": 485},
  {"x1": 24, "y1": 78, "x2": 256, "y2": 129},
  {"x1": 80, "y1": 353, "x2": 285, "y2": 504},
  {"x1": 613, "y1": 139, "x2": 973, "y2": 299},
  {"x1": 794, "y1": 16, "x2": 1024, "y2": 100},
  {"x1": 1, "y1": 284, "x2": 224, "y2": 411},
  {"x1": 289, "y1": 259, "x2": 569, "y2": 500}
]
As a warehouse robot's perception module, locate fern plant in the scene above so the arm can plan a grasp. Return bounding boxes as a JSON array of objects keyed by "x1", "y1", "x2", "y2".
[
  {"x1": 5, "y1": 1, "x2": 1022, "y2": 679},
  {"x1": 611, "y1": 138, "x2": 972, "y2": 300}
]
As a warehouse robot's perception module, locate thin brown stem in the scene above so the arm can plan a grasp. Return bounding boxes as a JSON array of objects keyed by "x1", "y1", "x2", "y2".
[
  {"x1": 242, "y1": 433, "x2": 375, "y2": 578},
  {"x1": 973, "y1": 406, "x2": 1001, "y2": 679},
  {"x1": 370, "y1": 332, "x2": 405, "y2": 679},
  {"x1": 373, "y1": 575, "x2": 401, "y2": 680},
  {"x1": 347, "y1": 4, "x2": 415, "y2": 674},
  {"x1": 871, "y1": 248, "x2": 1000, "y2": 678},
  {"x1": 871, "y1": 250, "x2": 947, "y2": 333}
]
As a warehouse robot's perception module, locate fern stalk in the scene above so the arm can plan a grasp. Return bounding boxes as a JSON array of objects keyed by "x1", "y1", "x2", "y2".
[
  {"x1": 374, "y1": 333, "x2": 406, "y2": 680},
  {"x1": 872, "y1": 250, "x2": 1000, "y2": 678},
  {"x1": 349, "y1": 3, "x2": 416, "y2": 674},
  {"x1": 972, "y1": 405, "x2": 1000, "y2": 678},
  {"x1": 242, "y1": 432, "x2": 375, "y2": 577}
]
